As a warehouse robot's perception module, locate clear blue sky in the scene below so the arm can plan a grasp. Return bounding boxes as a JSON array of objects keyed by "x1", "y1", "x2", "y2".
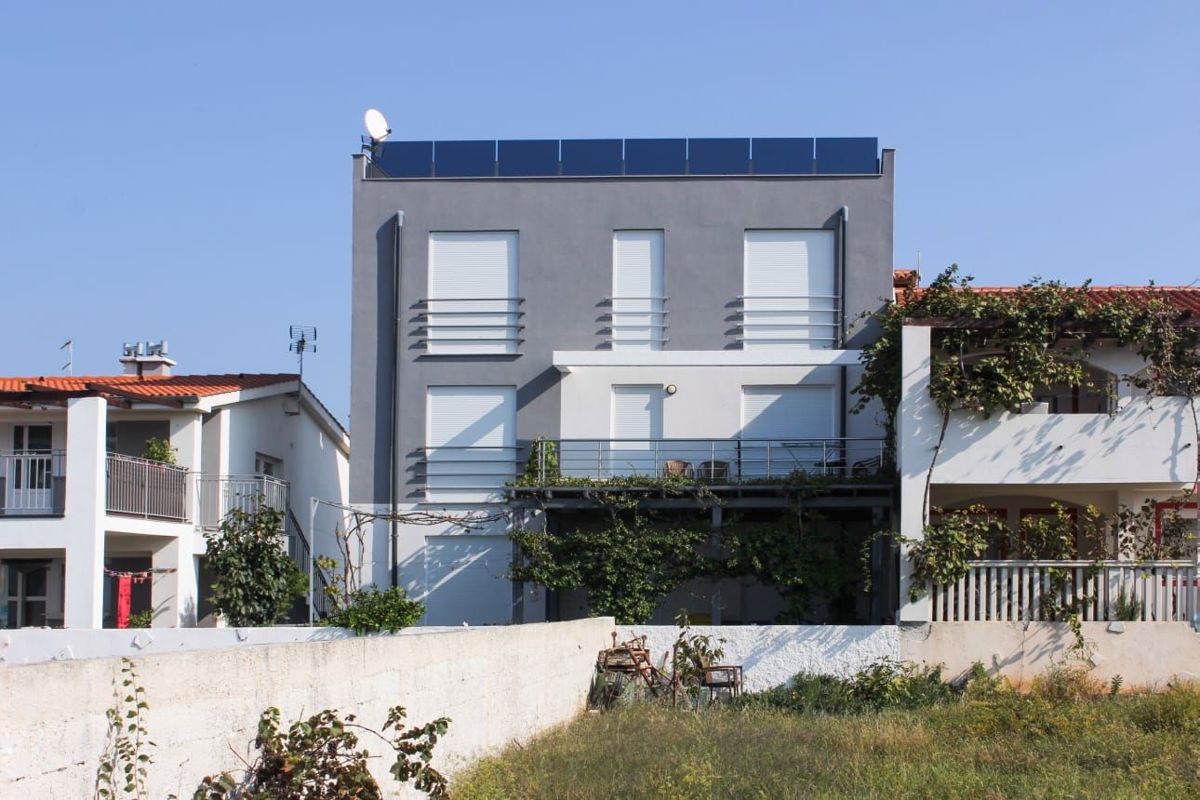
[{"x1": 2, "y1": 1, "x2": 1197, "y2": 423}]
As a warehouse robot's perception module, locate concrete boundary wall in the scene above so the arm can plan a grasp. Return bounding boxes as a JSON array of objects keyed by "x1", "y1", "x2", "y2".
[
  {"x1": 0, "y1": 619, "x2": 611, "y2": 799},
  {"x1": 0, "y1": 624, "x2": 468, "y2": 665},
  {"x1": 900, "y1": 622, "x2": 1200, "y2": 688},
  {"x1": 628, "y1": 625, "x2": 900, "y2": 691}
]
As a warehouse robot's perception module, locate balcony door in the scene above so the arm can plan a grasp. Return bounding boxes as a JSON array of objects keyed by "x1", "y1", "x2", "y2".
[
  {"x1": 740, "y1": 386, "x2": 835, "y2": 477},
  {"x1": 7, "y1": 425, "x2": 52, "y2": 512},
  {"x1": 608, "y1": 386, "x2": 663, "y2": 477}
]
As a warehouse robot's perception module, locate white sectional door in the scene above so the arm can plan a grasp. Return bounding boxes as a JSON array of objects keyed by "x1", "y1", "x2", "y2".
[
  {"x1": 608, "y1": 385, "x2": 663, "y2": 476},
  {"x1": 743, "y1": 230, "x2": 836, "y2": 349},
  {"x1": 427, "y1": 232, "x2": 519, "y2": 355},
  {"x1": 423, "y1": 535, "x2": 512, "y2": 625},
  {"x1": 612, "y1": 231, "x2": 665, "y2": 350},
  {"x1": 426, "y1": 387, "x2": 515, "y2": 502},
  {"x1": 740, "y1": 386, "x2": 835, "y2": 477}
]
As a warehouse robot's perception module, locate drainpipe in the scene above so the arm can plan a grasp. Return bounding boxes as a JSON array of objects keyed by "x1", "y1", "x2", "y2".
[
  {"x1": 837, "y1": 206, "x2": 849, "y2": 441},
  {"x1": 390, "y1": 211, "x2": 404, "y2": 588}
]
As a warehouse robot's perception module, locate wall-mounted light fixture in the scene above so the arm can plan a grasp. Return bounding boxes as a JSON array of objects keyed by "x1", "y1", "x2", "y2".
[{"x1": 665, "y1": 384, "x2": 678, "y2": 396}]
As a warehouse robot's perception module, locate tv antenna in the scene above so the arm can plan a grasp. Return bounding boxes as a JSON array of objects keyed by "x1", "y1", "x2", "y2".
[
  {"x1": 60, "y1": 339, "x2": 73, "y2": 375},
  {"x1": 289, "y1": 325, "x2": 317, "y2": 380}
]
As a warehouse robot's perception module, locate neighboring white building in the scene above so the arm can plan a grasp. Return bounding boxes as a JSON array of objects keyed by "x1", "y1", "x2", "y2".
[
  {"x1": 0, "y1": 344, "x2": 349, "y2": 629},
  {"x1": 895, "y1": 284, "x2": 1200, "y2": 625}
]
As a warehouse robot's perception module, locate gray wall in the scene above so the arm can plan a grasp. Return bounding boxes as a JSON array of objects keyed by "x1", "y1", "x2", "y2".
[{"x1": 350, "y1": 151, "x2": 895, "y2": 504}]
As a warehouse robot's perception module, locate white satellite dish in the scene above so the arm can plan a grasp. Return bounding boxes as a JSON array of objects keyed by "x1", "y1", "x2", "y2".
[{"x1": 364, "y1": 108, "x2": 391, "y2": 143}]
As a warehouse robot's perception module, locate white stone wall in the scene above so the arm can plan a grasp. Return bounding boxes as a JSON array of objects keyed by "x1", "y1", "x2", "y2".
[
  {"x1": 0, "y1": 618, "x2": 611, "y2": 799},
  {"x1": 627, "y1": 624, "x2": 899, "y2": 691}
]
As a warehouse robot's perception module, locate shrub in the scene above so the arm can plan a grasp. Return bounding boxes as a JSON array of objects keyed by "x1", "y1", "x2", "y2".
[
  {"x1": 741, "y1": 659, "x2": 958, "y2": 714},
  {"x1": 324, "y1": 587, "x2": 424, "y2": 634},
  {"x1": 195, "y1": 705, "x2": 450, "y2": 799},
  {"x1": 204, "y1": 505, "x2": 307, "y2": 626},
  {"x1": 1127, "y1": 683, "x2": 1200, "y2": 735},
  {"x1": 142, "y1": 437, "x2": 177, "y2": 465},
  {"x1": 126, "y1": 609, "x2": 154, "y2": 628}
]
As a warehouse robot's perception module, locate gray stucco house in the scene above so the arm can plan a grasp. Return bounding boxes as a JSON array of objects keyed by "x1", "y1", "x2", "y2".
[{"x1": 350, "y1": 137, "x2": 896, "y2": 625}]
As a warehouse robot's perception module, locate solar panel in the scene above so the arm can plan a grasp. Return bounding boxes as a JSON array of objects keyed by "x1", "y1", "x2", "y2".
[
  {"x1": 372, "y1": 141, "x2": 433, "y2": 178},
  {"x1": 498, "y1": 140, "x2": 560, "y2": 176},
  {"x1": 814, "y1": 138, "x2": 878, "y2": 174},
  {"x1": 624, "y1": 139, "x2": 687, "y2": 175},
  {"x1": 687, "y1": 138, "x2": 751, "y2": 174},
  {"x1": 560, "y1": 139, "x2": 624, "y2": 176},
  {"x1": 434, "y1": 140, "x2": 496, "y2": 177},
  {"x1": 751, "y1": 138, "x2": 815, "y2": 175}
]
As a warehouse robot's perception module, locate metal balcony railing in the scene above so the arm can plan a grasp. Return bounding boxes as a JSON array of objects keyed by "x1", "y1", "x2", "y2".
[
  {"x1": 196, "y1": 474, "x2": 289, "y2": 530},
  {"x1": 416, "y1": 297, "x2": 524, "y2": 355},
  {"x1": 417, "y1": 438, "x2": 886, "y2": 494},
  {"x1": 736, "y1": 294, "x2": 840, "y2": 349},
  {"x1": 605, "y1": 296, "x2": 668, "y2": 349},
  {"x1": 0, "y1": 450, "x2": 66, "y2": 516},
  {"x1": 105, "y1": 453, "x2": 190, "y2": 521}
]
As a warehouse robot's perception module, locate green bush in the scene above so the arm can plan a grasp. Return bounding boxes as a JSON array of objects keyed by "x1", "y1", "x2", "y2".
[
  {"x1": 1127, "y1": 683, "x2": 1200, "y2": 735},
  {"x1": 741, "y1": 659, "x2": 961, "y2": 715},
  {"x1": 126, "y1": 609, "x2": 154, "y2": 628},
  {"x1": 324, "y1": 587, "x2": 424, "y2": 634},
  {"x1": 204, "y1": 505, "x2": 307, "y2": 626}
]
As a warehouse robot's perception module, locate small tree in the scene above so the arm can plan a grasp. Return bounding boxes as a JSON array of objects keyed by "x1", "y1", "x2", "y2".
[{"x1": 205, "y1": 504, "x2": 306, "y2": 626}]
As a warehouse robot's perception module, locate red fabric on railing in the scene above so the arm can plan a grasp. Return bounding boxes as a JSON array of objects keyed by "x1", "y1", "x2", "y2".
[{"x1": 116, "y1": 576, "x2": 132, "y2": 629}]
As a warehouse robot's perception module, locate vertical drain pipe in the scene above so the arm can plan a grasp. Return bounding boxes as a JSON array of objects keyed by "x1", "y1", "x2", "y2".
[{"x1": 390, "y1": 210, "x2": 404, "y2": 588}]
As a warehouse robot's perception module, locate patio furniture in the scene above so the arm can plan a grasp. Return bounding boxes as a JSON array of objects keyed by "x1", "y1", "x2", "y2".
[
  {"x1": 692, "y1": 652, "x2": 743, "y2": 702},
  {"x1": 661, "y1": 459, "x2": 693, "y2": 478},
  {"x1": 698, "y1": 460, "x2": 729, "y2": 480}
]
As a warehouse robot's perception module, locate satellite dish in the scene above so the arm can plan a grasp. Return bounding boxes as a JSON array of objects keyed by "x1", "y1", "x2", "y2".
[{"x1": 364, "y1": 108, "x2": 391, "y2": 143}]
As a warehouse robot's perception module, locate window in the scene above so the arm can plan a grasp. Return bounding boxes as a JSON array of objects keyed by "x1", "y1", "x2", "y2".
[
  {"x1": 608, "y1": 385, "x2": 663, "y2": 476},
  {"x1": 425, "y1": 232, "x2": 520, "y2": 355},
  {"x1": 425, "y1": 387, "x2": 516, "y2": 501},
  {"x1": 742, "y1": 230, "x2": 837, "y2": 349},
  {"x1": 611, "y1": 231, "x2": 665, "y2": 350},
  {"x1": 255, "y1": 454, "x2": 282, "y2": 477},
  {"x1": 740, "y1": 386, "x2": 835, "y2": 477}
]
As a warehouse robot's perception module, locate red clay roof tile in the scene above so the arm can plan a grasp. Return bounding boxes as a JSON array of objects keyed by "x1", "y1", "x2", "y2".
[{"x1": 0, "y1": 373, "x2": 298, "y2": 401}]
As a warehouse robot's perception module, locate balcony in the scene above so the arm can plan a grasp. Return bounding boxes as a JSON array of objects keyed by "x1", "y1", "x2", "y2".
[
  {"x1": 196, "y1": 474, "x2": 289, "y2": 530},
  {"x1": 417, "y1": 437, "x2": 887, "y2": 504},
  {"x1": 105, "y1": 453, "x2": 189, "y2": 522},
  {"x1": 415, "y1": 297, "x2": 524, "y2": 356},
  {"x1": 927, "y1": 397, "x2": 1197, "y2": 486},
  {"x1": 736, "y1": 294, "x2": 840, "y2": 349},
  {"x1": 0, "y1": 450, "x2": 66, "y2": 517}
]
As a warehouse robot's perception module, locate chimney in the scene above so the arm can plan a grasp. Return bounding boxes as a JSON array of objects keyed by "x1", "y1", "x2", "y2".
[{"x1": 120, "y1": 340, "x2": 176, "y2": 378}]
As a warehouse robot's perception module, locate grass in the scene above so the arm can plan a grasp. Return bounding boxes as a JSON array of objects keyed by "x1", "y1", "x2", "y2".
[{"x1": 454, "y1": 679, "x2": 1200, "y2": 799}]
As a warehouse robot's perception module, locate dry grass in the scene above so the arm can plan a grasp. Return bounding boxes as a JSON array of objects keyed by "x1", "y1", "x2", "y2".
[{"x1": 454, "y1": 684, "x2": 1200, "y2": 799}]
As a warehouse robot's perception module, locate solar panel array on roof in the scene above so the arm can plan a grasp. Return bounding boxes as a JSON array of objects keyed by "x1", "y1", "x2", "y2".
[{"x1": 370, "y1": 137, "x2": 879, "y2": 178}]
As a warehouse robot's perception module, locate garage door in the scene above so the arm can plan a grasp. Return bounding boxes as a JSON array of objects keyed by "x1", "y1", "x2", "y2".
[{"x1": 423, "y1": 535, "x2": 512, "y2": 625}]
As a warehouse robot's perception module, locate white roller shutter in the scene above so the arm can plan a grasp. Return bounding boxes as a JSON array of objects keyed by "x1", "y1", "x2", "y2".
[
  {"x1": 426, "y1": 387, "x2": 515, "y2": 501},
  {"x1": 424, "y1": 535, "x2": 512, "y2": 625},
  {"x1": 608, "y1": 385, "x2": 663, "y2": 475},
  {"x1": 743, "y1": 230, "x2": 836, "y2": 349},
  {"x1": 428, "y1": 232, "x2": 519, "y2": 355},
  {"x1": 740, "y1": 386, "x2": 835, "y2": 477},
  {"x1": 612, "y1": 231, "x2": 665, "y2": 350}
]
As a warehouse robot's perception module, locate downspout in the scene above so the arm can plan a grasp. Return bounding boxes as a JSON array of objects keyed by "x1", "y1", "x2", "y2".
[
  {"x1": 390, "y1": 210, "x2": 404, "y2": 588},
  {"x1": 837, "y1": 205, "x2": 849, "y2": 441}
]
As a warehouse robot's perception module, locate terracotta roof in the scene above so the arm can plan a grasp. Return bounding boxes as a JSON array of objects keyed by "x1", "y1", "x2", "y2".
[
  {"x1": 904, "y1": 285, "x2": 1200, "y2": 315},
  {"x1": 0, "y1": 373, "x2": 299, "y2": 401}
]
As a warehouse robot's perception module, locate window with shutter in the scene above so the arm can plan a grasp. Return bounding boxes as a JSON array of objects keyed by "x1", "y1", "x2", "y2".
[
  {"x1": 611, "y1": 231, "x2": 665, "y2": 350},
  {"x1": 742, "y1": 230, "x2": 837, "y2": 349},
  {"x1": 426, "y1": 232, "x2": 520, "y2": 355},
  {"x1": 425, "y1": 386, "x2": 516, "y2": 501}
]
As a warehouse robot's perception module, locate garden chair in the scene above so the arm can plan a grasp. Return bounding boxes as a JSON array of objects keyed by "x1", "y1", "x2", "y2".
[
  {"x1": 691, "y1": 652, "x2": 744, "y2": 702},
  {"x1": 661, "y1": 459, "x2": 693, "y2": 479},
  {"x1": 698, "y1": 460, "x2": 729, "y2": 480}
]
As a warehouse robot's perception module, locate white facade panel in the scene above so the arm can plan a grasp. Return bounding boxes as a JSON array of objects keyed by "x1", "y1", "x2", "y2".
[
  {"x1": 612, "y1": 230, "x2": 665, "y2": 351},
  {"x1": 427, "y1": 232, "x2": 519, "y2": 355},
  {"x1": 743, "y1": 230, "x2": 836, "y2": 349},
  {"x1": 425, "y1": 387, "x2": 516, "y2": 502}
]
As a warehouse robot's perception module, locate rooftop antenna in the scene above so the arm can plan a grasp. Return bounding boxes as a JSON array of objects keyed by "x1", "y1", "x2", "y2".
[
  {"x1": 289, "y1": 325, "x2": 317, "y2": 380},
  {"x1": 60, "y1": 339, "x2": 73, "y2": 375}
]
